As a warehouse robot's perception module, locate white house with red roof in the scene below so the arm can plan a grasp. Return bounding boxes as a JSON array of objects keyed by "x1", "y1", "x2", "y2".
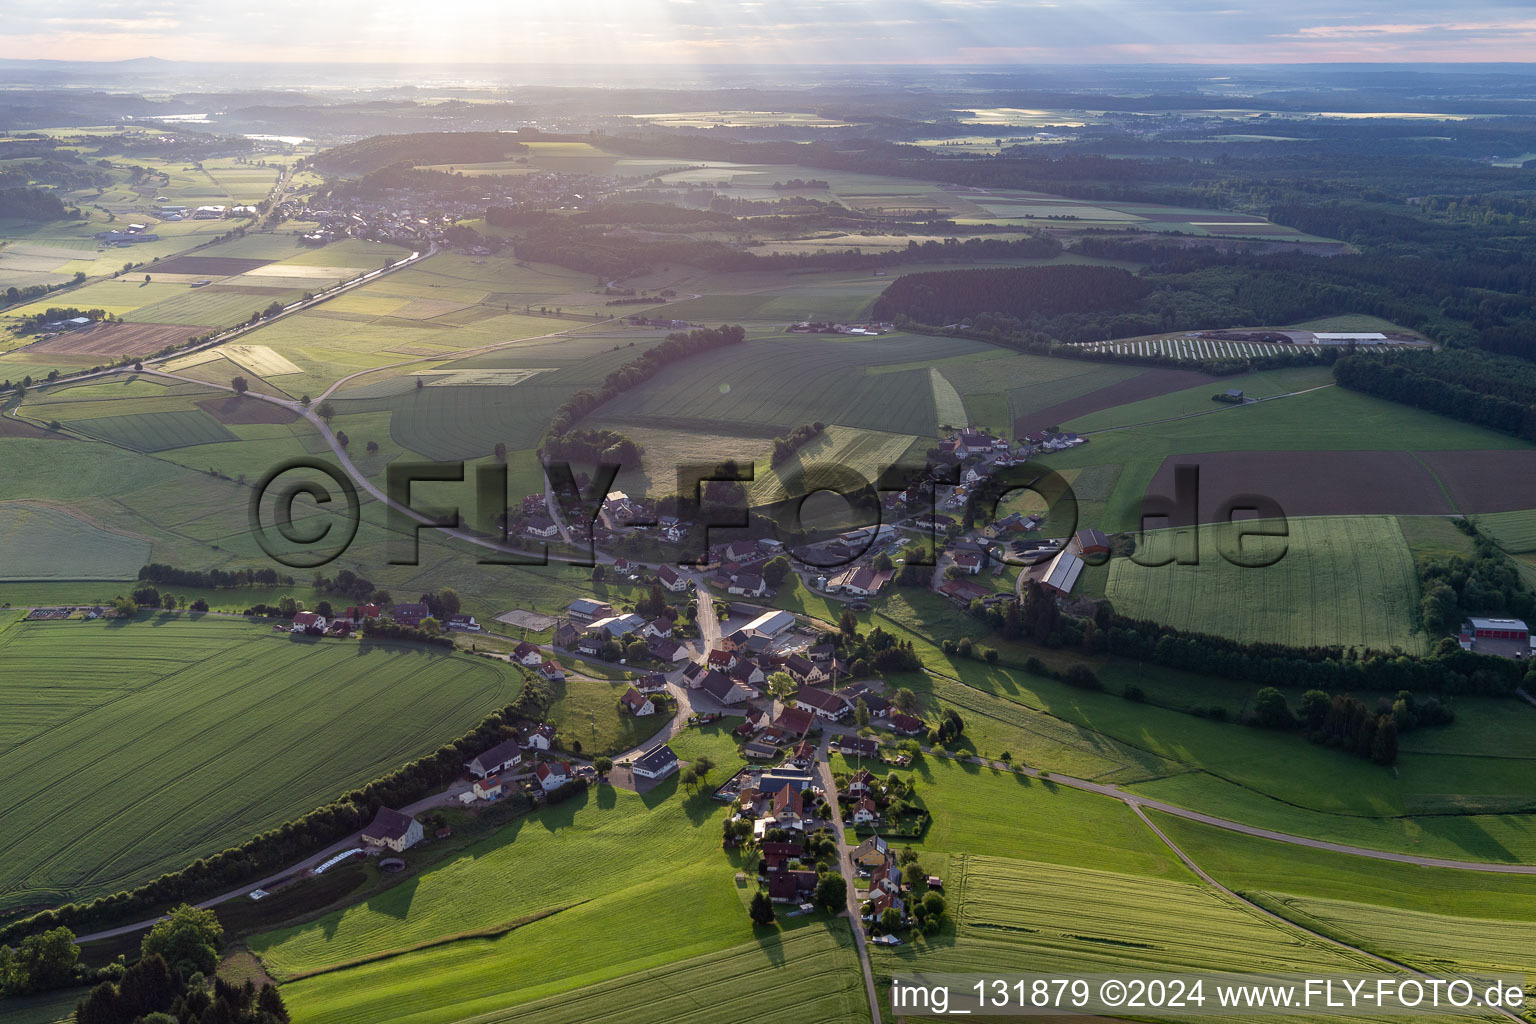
[{"x1": 535, "y1": 761, "x2": 572, "y2": 791}]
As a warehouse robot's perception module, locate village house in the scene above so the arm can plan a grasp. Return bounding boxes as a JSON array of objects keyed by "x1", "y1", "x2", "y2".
[
  {"x1": 728, "y1": 574, "x2": 770, "y2": 597},
  {"x1": 952, "y1": 551, "x2": 983, "y2": 575},
  {"x1": 851, "y1": 797, "x2": 879, "y2": 824},
  {"x1": 846, "y1": 769, "x2": 876, "y2": 797},
  {"x1": 795, "y1": 687, "x2": 850, "y2": 721},
  {"x1": 889, "y1": 712, "x2": 925, "y2": 737},
  {"x1": 643, "y1": 618, "x2": 673, "y2": 639},
  {"x1": 631, "y1": 743, "x2": 680, "y2": 781},
  {"x1": 783, "y1": 654, "x2": 829, "y2": 687},
  {"x1": 512, "y1": 641, "x2": 545, "y2": 667},
  {"x1": 760, "y1": 840, "x2": 804, "y2": 872},
  {"x1": 290, "y1": 611, "x2": 326, "y2": 635},
  {"x1": 836, "y1": 735, "x2": 881, "y2": 759},
  {"x1": 700, "y1": 670, "x2": 752, "y2": 706},
  {"x1": 538, "y1": 659, "x2": 566, "y2": 682},
  {"x1": 620, "y1": 687, "x2": 656, "y2": 716},
  {"x1": 635, "y1": 672, "x2": 669, "y2": 694},
  {"x1": 707, "y1": 648, "x2": 738, "y2": 671},
  {"x1": 535, "y1": 761, "x2": 572, "y2": 791},
  {"x1": 744, "y1": 739, "x2": 781, "y2": 760},
  {"x1": 734, "y1": 707, "x2": 769, "y2": 738},
  {"x1": 524, "y1": 517, "x2": 561, "y2": 539},
  {"x1": 657, "y1": 565, "x2": 689, "y2": 592},
  {"x1": 473, "y1": 775, "x2": 504, "y2": 801},
  {"x1": 851, "y1": 835, "x2": 890, "y2": 870},
  {"x1": 649, "y1": 638, "x2": 690, "y2": 663},
  {"x1": 772, "y1": 706, "x2": 816, "y2": 739},
  {"x1": 767, "y1": 867, "x2": 819, "y2": 903},
  {"x1": 392, "y1": 602, "x2": 430, "y2": 627},
  {"x1": 362, "y1": 807, "x2": 423, "y2": 853},
  {"x1": 787, "y1": 739, "x2": 817, "y2": 769},
  {"x1": 465, "y1": 737, "x2": 523, "y2": 778},
  {"x1": 525, "y1": 723, "x2": 556, "y2": 750}
]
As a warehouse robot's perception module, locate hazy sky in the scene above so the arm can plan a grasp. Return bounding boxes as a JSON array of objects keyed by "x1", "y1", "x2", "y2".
[{"x1": 8, "y1": 0, "x2": 1536, "y2": 64}]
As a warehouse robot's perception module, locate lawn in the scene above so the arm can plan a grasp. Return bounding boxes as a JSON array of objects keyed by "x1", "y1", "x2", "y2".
[
  {"x1": 0, "y1": 616, "x2": 523, "y2": 913},
  {"x1": 1105, "y1": 515, "x2": 1428, "y2": 653}
]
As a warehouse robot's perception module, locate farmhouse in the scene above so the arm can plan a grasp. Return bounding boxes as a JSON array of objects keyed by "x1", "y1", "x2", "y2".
[
  {"x1": 825, "y1": 565, "x2": 893, "y2": 597},
  {"x1": 465, "y1": 737, "x2": 523, "y2": 778},
  {"x1": 523, "y1": 517, "x2": 560, "y2": 538},
  {"x1": 620, "y1": 687, "x2": 656, "y2": 716},
  {"x1": 362, "y1": 807, "x2": 423, "y2": 852},
  {"x1": 535, "y1": 761, "x2": 573, "y2": 791},
  {"x1": 728, "y1": 574, "x2": 770, "y2": 597},
  {"x1": 657, "y1": 565, "x2": 689, "y2": 592},
  {"x1": 632, "y1": 743, "x2": 680, "y2": 780},
  {"x1": 392, "y1": 602, "x2": 430, "y2": 627},
  {"x1": 290, "y1": 611, "x2": 326, "y2": 635}
]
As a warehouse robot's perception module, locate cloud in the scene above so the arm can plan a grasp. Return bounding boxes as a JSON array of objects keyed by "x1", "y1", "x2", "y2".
[{"x1": 4, "y1": 0, "x2": 1536, "y2": 63}]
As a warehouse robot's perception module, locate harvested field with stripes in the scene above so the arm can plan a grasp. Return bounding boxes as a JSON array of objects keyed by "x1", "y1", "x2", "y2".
[{"x1": 0, "y1": 615, "x2": 523, "y2": 914}]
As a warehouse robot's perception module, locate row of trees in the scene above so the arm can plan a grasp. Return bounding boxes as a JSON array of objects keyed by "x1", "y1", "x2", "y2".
[
  {"x1": 1247, "y1": 687, "x2": 1454, "y2": 766},
  {"x1": 769, "y1": 422, "x2": 826, "y2": 466},
  {"x1": 137, "y1": 565, "x2": 293, "y2": 590}
]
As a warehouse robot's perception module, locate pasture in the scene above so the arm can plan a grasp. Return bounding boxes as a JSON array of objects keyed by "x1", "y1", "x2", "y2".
[
  {"x1": 1105, "y1": 515, "x2": 1428, "y2": 652},
  {"x1": 0, "y1": 616, "x2": 523, "y2": 913}
]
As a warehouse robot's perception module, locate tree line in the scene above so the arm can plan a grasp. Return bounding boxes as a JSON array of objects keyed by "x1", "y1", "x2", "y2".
[
  {"x1": 542, "y1": 325, "x2": 745, "y2": 442},
  {"x1": 137, "y1": 565, "x2": 293, "y2": 590}
]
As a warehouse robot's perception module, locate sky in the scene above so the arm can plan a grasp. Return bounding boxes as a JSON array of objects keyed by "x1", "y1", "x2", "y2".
[{"x1": 7, "y1": 0, "x2": 1536, "y2": 65}]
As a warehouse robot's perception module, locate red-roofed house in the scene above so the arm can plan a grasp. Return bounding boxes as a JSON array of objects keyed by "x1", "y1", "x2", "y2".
[{"x1": 535, "y1": 761, "x2": 572, "y2": 791}]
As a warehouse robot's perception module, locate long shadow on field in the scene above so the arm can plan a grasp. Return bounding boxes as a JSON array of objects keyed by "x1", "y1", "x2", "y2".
[
  {"x1": 1416, "y1": 815, "x2": 1523, "y2": 864},
  {"x1": 362, "y1": 875, "x2": 419, "y2": 922}
]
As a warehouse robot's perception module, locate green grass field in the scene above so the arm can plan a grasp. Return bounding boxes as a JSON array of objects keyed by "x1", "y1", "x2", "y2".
[
  {"x1": 257, "y1": 773, "x2": 846, "y2": 1024},
  {"x1": 0, "y1": 500, "x2": 150, "y2": 580},
  {"x1": 0, "y1": 616, "x2": 523, "y2": 913},
  {"x1": 1105, "y1": 515, "x2": 1428, "y2": 653}
]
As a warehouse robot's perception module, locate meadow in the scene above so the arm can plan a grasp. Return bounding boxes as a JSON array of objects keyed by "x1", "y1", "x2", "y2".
[
  {"x1": 0, "y1": 615, "x2": 523, "y2": 913},
  {"x1": 257, "y1": 776, "x2": 840, "y2": 1024},
  {"x1": 1105, "y1": 515, "x2": 1428, "y2": 652},
  {"x1": 0, "y1": 500, "x2": 150, "y2": 580}
]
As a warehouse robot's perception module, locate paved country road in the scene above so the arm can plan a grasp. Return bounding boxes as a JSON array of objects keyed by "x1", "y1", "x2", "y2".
[{"x1": 817, "y1": 734, "x2": 884, "y2": 1024}]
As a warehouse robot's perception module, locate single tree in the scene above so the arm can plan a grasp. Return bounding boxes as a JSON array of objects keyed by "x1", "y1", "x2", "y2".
[
  {"x1": 141, "y1": 904, "x2": 222, "y2": 979},
  {"x1": 748, "y1": 891, "x2": 776, "y2": 926},
  {"x1": 814, "y1": 874, "x2": 847, "y2": 915},
  {"x1": 231, "y1": 376, "x2": 249, "y2": 395}
]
